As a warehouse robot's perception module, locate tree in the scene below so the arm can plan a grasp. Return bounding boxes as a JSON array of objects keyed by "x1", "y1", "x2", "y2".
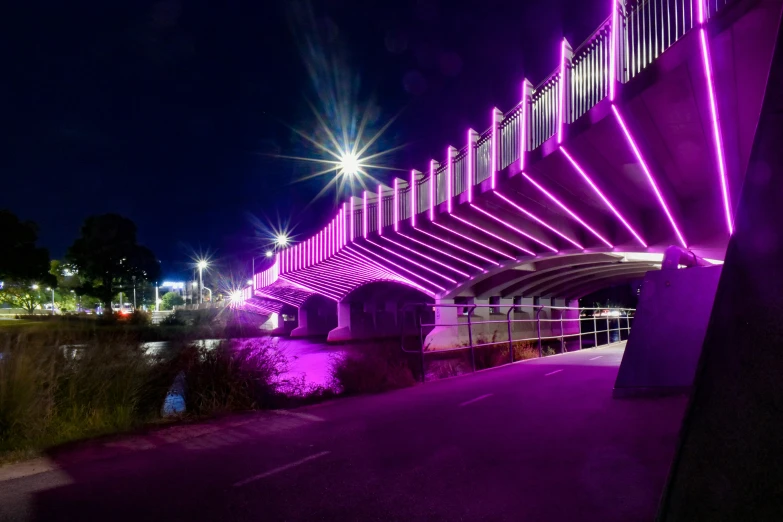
[
  {"x1": 0, "y1": 210, "x2": 56, "y2": 312},
  {"x1": 65, "y1": 214, "x2": 161, "y2": 311},
  {"x1": 160, "y1": 291, "x2": 184, "y2": 310}
]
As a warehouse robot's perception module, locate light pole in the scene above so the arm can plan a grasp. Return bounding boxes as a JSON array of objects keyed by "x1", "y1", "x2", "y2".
[
  {"x1": 155, "y1": 284, "x2": 159, "y2": 312},
  {"x1": 132, "y1": 275, "x2": 137, "y2": 310},
  {"x1": 46, "y1": 287, "x2": 54, "y2": 315},
  {"x1": 197, "y1": 260, "x2": 208, "y2": 304}
]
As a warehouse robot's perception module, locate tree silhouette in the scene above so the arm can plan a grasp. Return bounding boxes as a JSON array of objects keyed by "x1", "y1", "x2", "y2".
[
  {"x1": 66, "y1": 214, "x2": 161, "y2": 311},
  {"x1": 0, "y1": 210, "x2": 56, "y2": 312}
]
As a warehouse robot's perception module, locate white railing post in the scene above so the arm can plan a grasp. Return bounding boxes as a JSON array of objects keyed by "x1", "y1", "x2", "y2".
[
  {"x1": 557, "y1": 38, "x2": 574, "y2": 145},
  {"x1": 410, "y1": 169, "x2": 422, "y2": 227},
  {"x1": 491, "y1": 108, "x2": 503, "y2": 188},
  {"x1": 520, "y1": 79, "x2": 533, "y2": 171},
  {"x1": 467, "y1": 129, "x2": 478, "y2": 202},
  {"x1": 446, "y1": 146, "x2": 457, "y2": 213}
]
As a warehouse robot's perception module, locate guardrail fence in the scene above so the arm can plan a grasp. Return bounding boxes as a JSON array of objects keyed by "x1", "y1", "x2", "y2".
[{"x1": 401, "y1": 303, "x2": 634, "y2": 382}]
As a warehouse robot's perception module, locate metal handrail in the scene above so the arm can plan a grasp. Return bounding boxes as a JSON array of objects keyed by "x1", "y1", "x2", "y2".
[{"x1": 399, "y1": 302, "x2": 634, "y2": 381}]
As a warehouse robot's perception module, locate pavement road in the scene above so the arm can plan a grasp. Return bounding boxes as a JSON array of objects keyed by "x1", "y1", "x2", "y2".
[{"x1": 0, "y1": 343, "x2": 687, "y2": 522}]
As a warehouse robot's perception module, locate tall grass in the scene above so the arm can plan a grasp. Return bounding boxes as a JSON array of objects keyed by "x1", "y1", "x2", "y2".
[
  {"x1": 0, "y1": 330, "x2": 297, "y2": 460},
  {"x1": 331, "y1": 340, "x2": 417, "y2": 394},
  {"x1": 0, "y1": 330, "x2": 173, "y2": 456}
]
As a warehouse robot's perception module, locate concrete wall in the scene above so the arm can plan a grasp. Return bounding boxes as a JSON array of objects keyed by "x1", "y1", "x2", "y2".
[{"x1": 614, "y1": 265, "x2": 722, "y2": 396}]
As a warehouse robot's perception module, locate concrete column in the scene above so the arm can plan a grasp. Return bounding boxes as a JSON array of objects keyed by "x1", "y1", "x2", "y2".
[
  {"x1": 289, "y1": 307, "x2": 309, "y2": 337},
  {"x1": 326, "y1": 301, "x2": 352, "y2": 342},
  {"x1": 423, "y1": 299, "x2": 463, "y2": 351},
  {"x1": 260, "y1": 312, "x2": 280, "y2": 331}
]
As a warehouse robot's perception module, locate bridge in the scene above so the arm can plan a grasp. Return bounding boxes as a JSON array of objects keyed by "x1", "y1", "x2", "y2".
[{"x1": 240, "y1": 0, "x2": 781, "y2": 352}]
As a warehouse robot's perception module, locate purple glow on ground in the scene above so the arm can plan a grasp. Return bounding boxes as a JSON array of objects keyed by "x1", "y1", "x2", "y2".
[
  {"x1": 413, "y1": 228, "x2": 499, "y2": 265},
  {"x1": 521, "y1": 172, "x2": 613, "y2": 248},
  {"x1": 699, "y1": 27, "x2": 733, "y2": 235},
  {"x1": 560, "y1": 147, "x2": 647, "y2": 247},
  {"x1": 610, "y1": 106, "x2": 687, "y2": 247},
  {"x1": 470, "y1": 203, "x2": 558, "y2": 253}
]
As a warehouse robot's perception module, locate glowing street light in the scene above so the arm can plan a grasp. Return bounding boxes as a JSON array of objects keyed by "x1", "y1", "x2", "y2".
[
  {"x1": 274, "y1": 233, "x2": 290, "y2": 248},
  {"x1": 339, "y1": 152, "x2": 359, "y2": 176},
  {"x1": 196, "y1": 259, "x2": 208, "y2": 304},
  {"x1": 265, "y1": 250, "x2": 274, "y2": 258},
  {"x1": 46, "y1": 287, "x2": 54, "y2": 315}
]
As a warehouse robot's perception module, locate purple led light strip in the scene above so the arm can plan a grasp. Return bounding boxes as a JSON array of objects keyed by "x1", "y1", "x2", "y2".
[
  {"x1": 378, "y1": 184, "x2": 383, "y2": 236},
  {"x1": 380, "y1": 236, "x2": 470, "y2": 277},
  {"x1": 429, "y1": 160, "x2": 436, "y2": 221},
  {"x1": 366, "y1": 239, "x2": 457, "y2": 283},
  {"x1": 470, "y1": 204, "x2": 558, "y2": 252},
  {"x1": 340, "y1": 248, "x2": 435, "y2": 297},
  {"x1": 350, "y1": 198, "x2": 355, "y2": 241},
  {"x1": 348, "y1": 244, "x2": 446, "y2": 292},
  {"x1": 557, "y1": 39, "x2": 567, "y2": 144},
  {"x1": 363, "y1": 190, "x2": 368, "y2": 238},
  {"x1": 432, "y1": 221, "x2": 514, "y2": 260},
  {"x1": 413, "y1": 228, "x2": 499, "y2": 265},
  {"x1": 609, "y1": 0, "x2": 617, "y2": 101},
  {"x1": 394, "y1": 179, "x2": 399, "y2": 231},
  {"x1": 697, "y1": 4, "x2": 733, "y2": 235},
  {"x1": 467, "y1": 129, "x2": 474, "y2": 203},
  {"x1": 520, "y1": 172, "x2": 613, "y2": 248},
  {"x1": 491, "y1": 109, "x2": 498, "y2": 189},
  {"x1": 410, "y1": 170, "x2": 417, "y2": 227},
  {"x1": 397, "y1": 232, "x2": 483, "y2": 270},
  {"x1": 451, "y1": 214, "x2": 536, "y2": 256},
  {"x1": 560, "y1": 146, "x2": 647, "y2": 247},
  {"x1": 493, "y1": 192, "x2": 583, "y2": 249},
  {"x1": 446, "y1": 147, "x2": 453, "y2": 213},
  {"x1": 520, "y1": 82, "x2": 528, "y2": 171}
]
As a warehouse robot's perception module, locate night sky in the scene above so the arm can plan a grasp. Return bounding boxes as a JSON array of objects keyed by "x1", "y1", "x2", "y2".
[{"x1": 4, "y1": 0, "x2": 605, "y2": 280}]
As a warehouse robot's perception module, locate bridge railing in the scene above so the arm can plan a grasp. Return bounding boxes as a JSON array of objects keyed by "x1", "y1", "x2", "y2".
[
  {"x1": 402, "y1": 303, "x2": 635, "y2": 382},
  {"x1": 255, "y1": 0, "x2": 737, "y2": 289}
]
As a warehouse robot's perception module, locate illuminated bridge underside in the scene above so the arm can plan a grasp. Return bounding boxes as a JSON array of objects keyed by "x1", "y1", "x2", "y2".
[{"x1": 244, "y1": 0, "x2": 781, "y2": 323}]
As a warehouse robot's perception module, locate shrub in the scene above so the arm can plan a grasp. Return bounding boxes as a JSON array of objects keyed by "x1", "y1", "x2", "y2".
[
  {"x1": 178, "y1": 338, "x2": 289, "y2": 415},
  {"x1": 331, "y1": 341, "x2": 417, "y2": 394},
  {"x1": 0, "y1": 331, "x2": 173, "y2": 454}
]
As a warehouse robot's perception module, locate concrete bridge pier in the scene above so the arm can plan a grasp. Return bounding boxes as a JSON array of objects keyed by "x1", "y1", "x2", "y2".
[{"x1": 289, "y1": 296, "x2": 337, "y2": 338}]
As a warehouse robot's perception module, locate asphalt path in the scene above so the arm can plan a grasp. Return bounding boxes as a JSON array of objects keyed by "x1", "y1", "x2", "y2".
[{"x1": 0, "y1": 343, "x2": 687, "y2": 522}]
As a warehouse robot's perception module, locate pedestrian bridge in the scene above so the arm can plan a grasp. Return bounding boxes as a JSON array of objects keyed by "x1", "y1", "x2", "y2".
[{"x1": 240, "y1": 0, "x2": 781, "y2": 346}]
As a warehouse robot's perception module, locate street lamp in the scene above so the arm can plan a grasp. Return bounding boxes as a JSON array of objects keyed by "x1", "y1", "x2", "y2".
[
  {"x1": 339, "y1": 152, "x2": 359, "y2": 176},
  {"x1": 197, "y1": 260, "x2": 208, "y2": 304},
  {"x1": 274, "y1": 233, "x2": 289, "y2": 247},
  {"x1": 46, "y1": 287, "x2": 54, "y2": 315},
  {"x1": 265, "y1": 250, "x2": 273, "y2": 258}
]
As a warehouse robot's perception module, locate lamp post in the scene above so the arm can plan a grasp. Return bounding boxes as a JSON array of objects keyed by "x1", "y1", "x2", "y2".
[
  {"x1": 46, "y1": 287, "x2": 54, "y2": 315},
  {"x1": 132, "y1": 275, "x2": 137, "y2": 310},
  {"x1": 155, "y1": 283, "x2": 159, "y2": 312},
  {"x1": 197, "y1": 260, "x2": 208, "y2": 304}
]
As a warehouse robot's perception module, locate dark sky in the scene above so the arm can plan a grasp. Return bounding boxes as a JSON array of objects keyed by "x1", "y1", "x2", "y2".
[{"x1": 3, "y1": 0, "x2": 605, "y2": 280}]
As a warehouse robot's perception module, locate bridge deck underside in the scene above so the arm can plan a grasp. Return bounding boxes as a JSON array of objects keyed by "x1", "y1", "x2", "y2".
[{"x1": 247, "y1": 0, "x2": 779, "y2": 309}]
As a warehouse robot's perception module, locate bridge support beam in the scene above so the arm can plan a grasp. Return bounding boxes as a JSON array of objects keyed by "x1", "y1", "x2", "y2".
[
  {"x1": 422, "y1": 299, "x2": 460, "y2": 351},
  {"x1": 659, "y1": 15, "x2": 783, "y2": 518},
  {"x1": 613, "y1": 265, "x2": 722, "y2": 397},
  {"x1": 326, "y1": 302, "x2": 351, "y2": 342},
  {"x1": 290, "y1": 301, "x2": 337, "y2": 338}
]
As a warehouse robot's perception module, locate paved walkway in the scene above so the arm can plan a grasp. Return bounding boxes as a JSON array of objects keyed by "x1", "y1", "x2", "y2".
[{"x1": 0, "y1": 343, "x2": 687, "y2": 521}]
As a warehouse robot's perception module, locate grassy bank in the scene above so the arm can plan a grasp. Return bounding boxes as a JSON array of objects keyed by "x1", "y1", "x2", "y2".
[{"x1": 0, "y1": 323, "x2": 333, "y2": 464}]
